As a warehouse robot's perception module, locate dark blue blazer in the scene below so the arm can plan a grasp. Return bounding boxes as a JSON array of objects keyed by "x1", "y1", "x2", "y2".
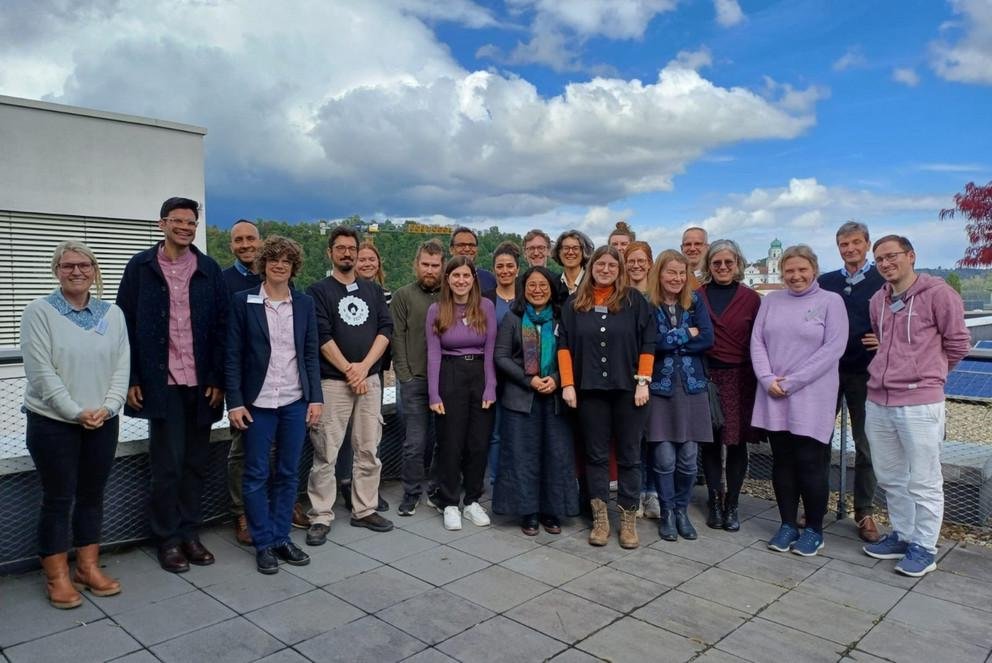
[{"x1": 225, "y1": 285, "x2": 322, "y2": 410}]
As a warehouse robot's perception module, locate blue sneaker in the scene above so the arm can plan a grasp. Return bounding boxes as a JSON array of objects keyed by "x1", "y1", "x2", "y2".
[
  {"x1": 767, "y1": 523, "x2": 801, "y2": 552},
  {"x1": 791, "y1": 528, "x2": 824, "y2": 556},
  {"x1": 863, "y1": 532, "x2": 908, "y2": 560},
  {"x1": 894, "y1": 543, "x2": 937, "y2": 577}
]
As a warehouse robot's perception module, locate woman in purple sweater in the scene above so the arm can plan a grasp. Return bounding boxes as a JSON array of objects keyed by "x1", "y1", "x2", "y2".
[
  {"x1": 751, "y1": 245, "x2": 847, "y2": 557},
  {"x1": 427, "y1": 256, "x2": 498, "y2": 531}
]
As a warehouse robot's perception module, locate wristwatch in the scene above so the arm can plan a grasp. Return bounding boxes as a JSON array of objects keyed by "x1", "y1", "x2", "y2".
[{"x1": 634, "y1": 375, "x2": 650, "y2": 386}]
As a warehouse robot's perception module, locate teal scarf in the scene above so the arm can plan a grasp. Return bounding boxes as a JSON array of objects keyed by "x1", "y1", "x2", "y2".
[{"x1": 522, "y1": 304, "x2": 556, "y2": 377}]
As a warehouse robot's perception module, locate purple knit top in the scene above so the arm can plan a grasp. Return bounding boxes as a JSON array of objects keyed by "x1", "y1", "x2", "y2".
[{"x1": 426, "y1": 299, "x2": 498, "y2": 405}]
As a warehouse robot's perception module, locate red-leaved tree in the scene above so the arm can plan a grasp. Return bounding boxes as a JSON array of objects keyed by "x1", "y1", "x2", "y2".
[{"x1": 941, "y1": 180, "x2": 992, "y2": 267}]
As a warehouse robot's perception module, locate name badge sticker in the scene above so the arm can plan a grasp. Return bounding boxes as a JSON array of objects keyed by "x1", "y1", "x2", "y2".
[
  {"x1": 94, "y1": 318, "x2": 109, "y2": 335},
  {"x1": 346, "y1": 282, "x2": 359, "y2": 292},
  {"x1": 246, "y1": 294, "x2": 264, "y2": 305},
  {"x1": 553, "y1": 323, "x2": 560, "y2": 337},
  {"x1": 890, "y1": 299, "x2": 906, "y2": 313},
  {"x1": 594, "y1": 305, "x2": 607, "y2": 313}
]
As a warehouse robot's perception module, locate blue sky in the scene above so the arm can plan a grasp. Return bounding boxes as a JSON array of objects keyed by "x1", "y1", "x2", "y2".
[{"x1": 2, "y1": 0, "x2": 990, "y2": 267}]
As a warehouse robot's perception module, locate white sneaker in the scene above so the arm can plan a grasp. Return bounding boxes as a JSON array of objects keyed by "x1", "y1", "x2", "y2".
[
  {"x1": 462, "y1": 502, "x2": 491, "y2": 527},
  {"x1": 443, "y1": 506, "x2": 462, "y2": 531},
  {"x1": 643, "y1": 493, "x2": 661, "y2": 519}
]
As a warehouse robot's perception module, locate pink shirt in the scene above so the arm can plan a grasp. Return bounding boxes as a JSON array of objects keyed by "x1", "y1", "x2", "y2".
[
  {"x1": 158, "y1": 246, "x2": 198, "y2": 386},
  {"x1": 253, "y1": 285, "x2": 303, "y2": 409}
]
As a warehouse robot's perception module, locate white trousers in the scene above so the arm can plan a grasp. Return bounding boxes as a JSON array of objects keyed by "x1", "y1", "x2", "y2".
[{"x1": 865, "y1": 400, "x2": 945, "y2": 552}]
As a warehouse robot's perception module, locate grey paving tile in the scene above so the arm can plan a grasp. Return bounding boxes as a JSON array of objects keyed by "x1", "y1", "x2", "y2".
[
  {"x1": 447, "y1": 528, "x2": 540, "y2": 563},
  {"x1": 436, "y1": 615, "x2": 567, "y2": 662},
  {"x1": 76, "y1": 547, "x2": 196, "y2": 616},
  {"x1": 390, "y1": 545, "x2": 490, "y2": 586},
  {"x1": 915, "y1": 568, "x2": 992, "y2": 612},
  {"x1": 150, "y1": 617, "x2": 282, "y2": 662},
  {"x1": 577, "y1": 615, "x2": 703, "y2": 663},
  {"x1": 4, "y1": 619, "x2": 141, "y2": 663},
  {"x1": 649, "y1": 533, "x2": 744, "y2": 566},
  {"x1": 730, "y1": 511, "x2": 784, "y2": 543},
  {"x1": 795, "y1": 566, "x2": 907, "y2": 615},
  {"x1": 547, "y1": 530, "x2": 640, "y2": 565},
  {"x1": 858, "y1": 616, "x2": 989, "y2": 663},
  {"x1": 938, "y1": 543, "x2": 992, "y2": 584},
  {"x1": 198, "y1": 563, "x2": 315, "y2": 613},
  {"x1": 377, "y1": 588, "x2": 493, "y2": 645},
  {"x1": 631, "y1": 589, "x2": 748, "y2": 646},
  {"x1": 400, "y1": 649, "x2": 459, "y2": 663},
  {"x1": 886, "y1": 592, "x2": 992, "y2": 649},
  {"x1": 607, "y1": 547, "x2": 708, "y2": 586},
  {"x1": 505, "y1": 588, "x2": 620, "y2": 645},
  {"x1": 547, "y1": 649, "x2": 605, "y2": 662},
  {"x1": 501, "y1": 547, "x2": 600, "y2": 587},
  {"x1": 821, "y1": 557, "x2": 920, "y2": 590},
  {"x1": 0, "y1": 573, "x2": 105, "y2": 647},
  {"x1": 716, "y1": 617, "x2": 844, "y2": 663},
  {"x1": 717, "y1": 546, "x2": 825, "y2": 589},
  {"x1": 109, "y1": 652, "x2": 160, "y2": 663},
  {"x1": 814, "y1": 530, "x2": 884, "y2": 567},
  {"x1": 295, "y1": 615, "x2": 426, "y2": 663},
  {"x1": 113, "y1": 589, "x2": 235, "y2": 646},
  {"x1": 245, "y1": 588, "x2": 365, "y2": 645},
  {"x1": 560, "y1": 566, "x2": 667, "y2": 613},
  {"x1": 690, "y1": 649, "x2": 750, "y2": 662},
  {"x1": 325, "y1": 566, "x2": 433, "y2": 613},
  {"x1": 839, "y1": 650, "x2": 894, "y2": 663},
  {"x1": 496, "y1": 514, "x2": 589, "y2": 542},
  {"x1": 315, "y1": 513, "x2": 381, "y2": 546},
  {"x1": 253, "y1": 650, "x2": 311, "y2": 663},
  {"x1": 678, "y1": 567, "x2": 786, "y2": 614},
  {"x1": 444, "y1": 565, "x2": 551, "y2": 612},
  {"x1": 759, "y1": 589, "x2": 876, "y2": 645},
  {"x1": 344, "y1": 529, "x2": 439, "y2": 563},
  {"x1": 402, "y1": 514, "x2": 489, "y2": 543},
  {"x1": 280, "y1": 543, "x2": 381, "y2": 586}
]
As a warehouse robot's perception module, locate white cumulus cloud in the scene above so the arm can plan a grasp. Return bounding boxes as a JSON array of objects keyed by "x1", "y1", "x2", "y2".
[
  {"x1": 714, "y1": 0, "x2": 745, "y2": 27},
  {"x1": 892, "y1": 67, "x2": 921, "y2": 86},
  {"x1": 833, "y1": 46, "x2": 868, "y2": 72},
  {"x1": 930, "y1": 0, "x2": 992, "y2": 85}
]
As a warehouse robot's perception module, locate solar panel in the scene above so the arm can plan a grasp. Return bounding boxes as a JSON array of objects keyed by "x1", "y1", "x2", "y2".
[
  {"x1": 975, "y1": 340, "x2": 992, "y2": 349},
  {"x1": 945, "y1": 357, "x2": 992, "y2": 401}
]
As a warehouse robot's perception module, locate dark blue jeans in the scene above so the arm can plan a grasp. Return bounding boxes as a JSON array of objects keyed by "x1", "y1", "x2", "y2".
[
  {"x1": 242, "y1": 399, "x2": 308, "y2": 551},
  {"x1": 650, "y1": 440, "x2": 698, "y2": 510}
]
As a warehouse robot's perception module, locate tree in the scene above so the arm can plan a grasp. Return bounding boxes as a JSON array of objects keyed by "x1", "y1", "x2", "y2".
[
  {"x1": 940, "y1": 180, "x2": 992, "y2": 267},
  {"x1": 945, "y1": 272, "x2": 962, "y2": 294}
]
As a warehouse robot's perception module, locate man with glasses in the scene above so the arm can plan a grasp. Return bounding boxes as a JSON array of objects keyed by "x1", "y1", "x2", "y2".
[
  {"x1": 450, "y1": 227, "x2": 497, "y2": 291},
  {"x1": 303, "y1": 226, "x2": 394, "y2": 545},
  {"x1": 681, "y1": 227, "x2": 709, "y2": 290},
  {"x1": 861, "y1": 235, "x2": 968, "y2": 577},
  {"x1": 117, "y1": 197, "x2": 229, "y2": 573},
  {"x1": 817, "y1": 221, "x2": 885, "y2": 542},
  {"x1": 523, "y1": 229, "x2": 552, "y2": 268}
]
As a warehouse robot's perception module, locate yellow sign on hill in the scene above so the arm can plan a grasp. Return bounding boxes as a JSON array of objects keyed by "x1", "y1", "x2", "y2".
[{"x1": 406, "y1": 223, "x2": 453, "y2": 234}]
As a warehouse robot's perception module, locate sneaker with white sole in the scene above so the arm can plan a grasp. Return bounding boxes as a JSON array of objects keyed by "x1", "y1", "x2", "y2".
[
  {"x1": 894, "y1": 542, "x2": 937, "y2": 577},
  {"x1": 863, "y1": 532, "x2": 908, "y2": 560},
  {"x1": 642, "y1": 493, "x2": 661, "y2": 519},
  {"x1": 462, "y1": 502, "x2": 491, "y2": 527},
  {"x1": 443, "y1": 506, "x2": 462, "y2": 531}
]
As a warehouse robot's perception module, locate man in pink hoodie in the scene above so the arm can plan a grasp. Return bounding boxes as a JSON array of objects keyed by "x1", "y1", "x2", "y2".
[{"x1": 861, "y1": 235, "x2": 970, "y2": 577}]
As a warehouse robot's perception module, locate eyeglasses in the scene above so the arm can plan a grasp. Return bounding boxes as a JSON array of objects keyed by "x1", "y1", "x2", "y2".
[
  {"x1": 525, "y1": 245, "x2": 548, "y2": 253},
  {"x1": 332, "y1": 245, "x2": 358, "y2": 254},
  {"x1": 452, "y1": 242, "x2": 477, "y2": 250},
  {"x1": 560, "y1": 245, "x2": 582, "y2": 255},
  {"x1": 875, "y1": 251, "x2": 907, "y2": 264},
  {"x1": 58, "y1": 262, "x2": 94, "y2": 274},
  {"x1": 162, "y1": 217, "x2": 199, "y2": 228},
  {"x1": 627, "y1": 259, "x2": 650, "y2": 267},
  {"x1": 526, "y1": 283, "x2": 550, "y2": 291},
  {"x1": 710, "y1": 259, "x2": 735, "y2": 268}
]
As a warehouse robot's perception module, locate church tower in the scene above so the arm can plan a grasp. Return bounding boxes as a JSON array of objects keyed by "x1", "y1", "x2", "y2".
[{"x1": 767, "y1": 238, "x2": 782, "y2": 284}]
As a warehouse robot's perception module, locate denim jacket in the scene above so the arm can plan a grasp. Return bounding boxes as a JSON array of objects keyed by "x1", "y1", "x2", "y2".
[{"x1": 650, "y1": 292, "x2": 715, "y2": 397}]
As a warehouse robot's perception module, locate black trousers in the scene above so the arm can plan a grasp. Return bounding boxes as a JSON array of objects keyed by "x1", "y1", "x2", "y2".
[
  {"x1": 436, "y1": 357, "x2": 495, "y2": 508},
  {"x1": 577, "y1": 389, "x2": 649, "y2": 510},
  {"x1": 26, "y1": 411, "x2": 119, "y2": 557},
  {"x1": 768, "y1": 431, "x2": 830, "y2": 531},
  {"x1": 700, "y1": 440, "x2": 749, "y2": 505},
  {"x1": 148, "y1": 386, "x2": 212, "y2": 547},
  {"x1": 836, "y1": 370, "x2": 876, "y2": 513}
]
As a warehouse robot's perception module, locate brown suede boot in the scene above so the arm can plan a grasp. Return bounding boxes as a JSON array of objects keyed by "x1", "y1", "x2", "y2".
[
  {"x1": 618, "y1": 505, "x2": 640, "y2": 549},
  {"x1": 72, "y1": 544, "x2": 121, "y2": 597},
  {"x1": 588, "y1": 498, "x2": 610, "y2": 546},
  {"x1": 41, "y1": 553, "x2": 82, "y2": 609}
]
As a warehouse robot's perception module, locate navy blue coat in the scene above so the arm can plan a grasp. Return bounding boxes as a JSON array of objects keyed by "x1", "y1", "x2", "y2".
[
  {"x1": 116, "y1": 243, "x2": 228, "y2": 424},
  {"x1": 225, "y1": 286, "x2": 322, "y2": 410}
]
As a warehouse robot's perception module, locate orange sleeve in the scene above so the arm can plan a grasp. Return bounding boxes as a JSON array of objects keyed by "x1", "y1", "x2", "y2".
[
  {"x1": 637, "y1": 353, "x2": 654, "y2": 378},
  {"x1": 558, "y1": 349, "x2": 575, "y2": 387}
]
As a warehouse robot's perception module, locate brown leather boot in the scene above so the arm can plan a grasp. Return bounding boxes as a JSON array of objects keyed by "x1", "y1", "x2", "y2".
[
  {"x1": 41, "y1": 553, "x2": 82, "y2": 609},
  {"x1": 618, "y1": 505, "x2": 640, "y2": 549},
  {"x1": 588, "y1": 498, "x2": 610, "y2": 546},
  {"x1": 72, "y1": 544, "x2": 121, "y2": 597},
  {"x1": 855, "y1": 511, "x2": 881, "y2": 543},
  {"x1": 234, "y1": 514, "x2": 253, "y2": 545}
]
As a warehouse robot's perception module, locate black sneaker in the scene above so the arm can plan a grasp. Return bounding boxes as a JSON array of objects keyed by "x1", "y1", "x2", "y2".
[
  {"x1": 398, "y1": 494, "x2": 419, "y2": 517},
  {"x1": 306, "y1": 523, "x2": 330, "y2": 546},
  {"x1": 272, "y1": 541, "x2": 311, "y2": 566},
  {"x1": 256, "y1": 547, "x2": 279, "y2": 575},
  {"x1": 350, "y1": 512, "x2": 394, "y2": 532},
  {"x1": 425, "y1": 488, "x2": 442, "y2": 514},
  {"x1": 377, "y1": 495, "x2": 390, "y2": 512}
]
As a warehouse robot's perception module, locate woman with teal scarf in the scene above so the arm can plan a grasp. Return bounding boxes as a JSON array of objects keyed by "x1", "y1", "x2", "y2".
[{"x1": 493, "y1": 266, "x2": 579, "y2": 535}]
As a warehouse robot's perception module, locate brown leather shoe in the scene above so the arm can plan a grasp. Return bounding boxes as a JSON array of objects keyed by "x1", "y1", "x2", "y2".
[
  {"x1": 40, "y1": 553, "x2": 82, "y2": 609},
  {"x1": 855, "y1": 511, "x2": 881, "y2": 543},
  {"x1": 291, "y1": 502, "x2": 309, "y2": 529},
  {"x1": 234, "y1": 515, "x2": 252, "y2": 546},
  {"x1": 72, "y1": 544, "x2": 121, "y2": 597},
  {"x1": 157, "y1": 545, "x2": 190, "y2": 574},
  {"x1": 181, "y1": 540, "x2": 215, "y2": 566}
]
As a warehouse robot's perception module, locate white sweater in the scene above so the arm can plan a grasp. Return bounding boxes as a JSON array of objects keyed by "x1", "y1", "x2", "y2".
[{"x1": 20, "y1": 297, "x2": 130, "y2": 424}]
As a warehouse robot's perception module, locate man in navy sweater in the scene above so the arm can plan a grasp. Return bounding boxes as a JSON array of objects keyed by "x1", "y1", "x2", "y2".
[{"x1": 818, "y1": 220, "x2": 885, "y2": 542}]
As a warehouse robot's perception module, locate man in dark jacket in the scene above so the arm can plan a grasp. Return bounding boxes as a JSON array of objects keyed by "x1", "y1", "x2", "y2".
[{"x1": 117, "y1": 197, "x2": 228, "y2": 573}]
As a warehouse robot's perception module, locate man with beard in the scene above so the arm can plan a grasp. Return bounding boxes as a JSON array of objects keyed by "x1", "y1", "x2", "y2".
[
  {"x1": 391, "y1": 239, "x2": 446, "y2": 515},
  {"x1": 303, "y1": 226, "x2": 394, "y2": 545}
]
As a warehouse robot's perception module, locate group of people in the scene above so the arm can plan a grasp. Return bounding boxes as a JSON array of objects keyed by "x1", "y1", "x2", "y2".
[{"x1": 21, "y1": 198, "x2": 969, "y2": 610}]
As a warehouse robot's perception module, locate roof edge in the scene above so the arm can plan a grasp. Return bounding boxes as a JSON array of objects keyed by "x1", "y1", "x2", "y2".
[{"x1": 0, "y1": 94, "x2": 207, "y2": 135}]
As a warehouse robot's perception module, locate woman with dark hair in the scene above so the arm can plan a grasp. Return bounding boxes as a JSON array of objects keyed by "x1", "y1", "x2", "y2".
[
  {"x1": 552, "y1": 229, "x2": 594, "y2": 296},
  {"x1": 697, "y1": 239, "x2": 762, "y2": 531},
  {"x1": 493, "y1": 266, "x2": 579, "y2": 535},
  {"x1": 608, "y1": 221, "x2": 635, "y2": 254},
  {"x1": 427, "y1": 256, "x2": 498, "y2": 531},
  {"x1": 559, "y1": 246, "x2": 654, "y2": 549},
  {"x1": 483, "y1": 241, "x2": 521, "y2": 323}
]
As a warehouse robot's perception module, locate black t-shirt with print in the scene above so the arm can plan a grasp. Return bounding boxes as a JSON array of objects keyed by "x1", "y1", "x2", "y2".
[{"x1": 307, "y1": 276, "x2": 393, "y2": 381}]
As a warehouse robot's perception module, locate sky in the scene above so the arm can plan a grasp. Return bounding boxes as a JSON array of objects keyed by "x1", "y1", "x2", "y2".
[{"x1": 2, "y1": 0, "x2": 991, "y2": 268}]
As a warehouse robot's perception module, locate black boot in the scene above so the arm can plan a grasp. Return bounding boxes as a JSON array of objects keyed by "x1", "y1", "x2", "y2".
[
  {"x1": 658, "y1": 509, "x2": 678, "y2": 541},
  {"x1": 723, "y1": 494, "x2": 740, "y2": 532},
  {"x1": 674, "y1": 509, "x2": 698, "y2": 540},
  {"x1": 706, "y1": 488, "x2": 724, "y2": 529}
]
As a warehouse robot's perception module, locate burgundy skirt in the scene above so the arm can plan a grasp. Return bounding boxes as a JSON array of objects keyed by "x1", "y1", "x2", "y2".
[{"x1": 710, "y1": 365, "x2": 761, "y2": 446}]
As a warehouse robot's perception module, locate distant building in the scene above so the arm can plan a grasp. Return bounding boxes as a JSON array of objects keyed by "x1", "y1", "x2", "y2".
[{"x1": 743, "y1": 238, "x2": 783, "y2": 288}]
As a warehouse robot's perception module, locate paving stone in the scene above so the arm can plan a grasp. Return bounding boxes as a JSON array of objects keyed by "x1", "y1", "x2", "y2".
[
  {"x1": 839, "y1": 650, "x2": 894, "y2": 663},
  {"x1": 377, "y1": 588, "x2": 493, "y2": 645},
  {"x1": 179, "y1": 544, "x2": 257, "y2": 588},
  {"x1": 245, "y1": 588, "x2": 365, "y2": 645},
  {"x1": 444, "y1": 565, "x2": 551, "y2": 612},
  {"x1": 577, "y1": 615, "x2": 703, "y2": 663},
  {"x1": 498, "y1": 515, "x2": 590, "y2": 545},
  {"x1": 447, "y1": 528, "x2": 541, "y2": 563},
  {"x1": 4, "y1": 619, "x2": 141, "y2": 663},
  {"x1": 198, "y1": 562, "x2": 315, "y2": 612},
  {"x1": 280, "y1": 543, "x2": 381, "y2": 586},
  {"x1": 814, "y1": 530, "x2": 884, "y2": 567},
  {"x1": 821, "y1": 557, "x2": 920, "y2": 590},
  {"x1": 915, "y1": 568, "x2": 992, "y2": 612},
  {"x1": 295, "y1": 615, "x2": 426, "y2": 663},
  {"x1": 325, "y1": 566, "x2": 433, "y2": 613},
  {"x1": 505, "y1": 589, "x2": 621, "y2": 645},
  {"x1": 437, "y1": 615, "x2": 567, "y2": 662},
  {"x1": 389, "y1": 545, "x2": 490, "y2": 586},
  {"x1": 400, "y1": 649, "x2": 460, "y2": 663},
  {"x1": 631, "y1": 589, "x2": 748, "y2": 646},
  {"x1": 717, "y1": 546, "x2": 825, "y2": 588},
  {"x1": 716, "y1": 617, "x2": 844, "y2": 663},
  {"x1": 886, "y1": 592, "x2": 992, "y2": 649},
  {"x1": 402, "y1": 514, "x2": 490, "y2": 543},
  {"x1": 150, "y1": 617, "x2": 283, "y2": 662},
  {"x1": 75, "y1": 547, "x2": 196, "y2": 616},
  {"x1": 607, "y1": 547, "x2": 708, "y2": 586},
  {"x1": 795, "y1": 566, "x2": 907, "y2": 615},
  {"x1": 113, "y1": 589, "x2": 235, "y2": 646},
  {"x1": 253, "y1": 650, "x2": 311, "y2": 663},
  {"x1": 858, "y1": 616, "x2": 989, "y2": 663},
  {"x1": 731, "y1": 512, "x2": 784, "y2": 543},
  {"x1": 109, "y1": 652, "x2": 160, "y2": 663},
  {"x1": 649, "y1": 533, "x2": 744, "y2": 566},
  {"x1": 315, "y1": 513, "x2": 382, "y2": 546},
  {"x1": 678, "y1": 567, "x2": 786, "y2": 614},
  {"x1": 759, "y1": 588, "x2": 876, "y2": 645},
  {"x1": 0, "y1": 573, "x2": 105, "y2": 647},
  {"x1": 501, "y1": 547, "x2": 600, "y2": 587},
  {"x1": 343, "y1": 528, "x2": 439, "y2": 564},
  {"x1": 547, "y1": 649, "x2": 604, "y2": 662},
  {"x1": 938, "y1": 544, "x2": 992, "y2": 584},
  {"x1": 691, "y1": 649, "x2": 750, "y2": 663},
  {"x1": 547, "y1": 530, "x2": 640, "y2": 565},
  {"x1": 560, "y1": 566, "x2": 667, "y2": 613}
]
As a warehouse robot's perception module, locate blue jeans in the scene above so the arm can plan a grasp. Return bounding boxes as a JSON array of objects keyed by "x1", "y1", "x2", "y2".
[
  {"x1": 243, "y1": 399, "x2": 308, "y2": 551},
  {"x1": 399, "y1": 378, "x2": 437, "y2": 498},
  {"x1": 651, "y1": 440, "x2": 698, "y2": 510}
]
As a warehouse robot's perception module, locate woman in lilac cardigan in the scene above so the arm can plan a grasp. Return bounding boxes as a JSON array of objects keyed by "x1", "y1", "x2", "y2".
[{"x1": 750, "y1": 245, "x2": 847, "y2": 557}]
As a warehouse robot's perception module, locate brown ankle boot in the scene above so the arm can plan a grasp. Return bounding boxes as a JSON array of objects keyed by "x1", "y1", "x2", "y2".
[
  {"x1": 618, "y1": 505, "x2": 640, "y2": 549},
  {"x1": 41, "y1": 553, "x2": 82, "y2": 609},
  {"x1": 588, "y1": 498, "x2": 610, "y2": 546},
  {"x1": 72, "y1": 544, "x2": 121, "y2": 597}
]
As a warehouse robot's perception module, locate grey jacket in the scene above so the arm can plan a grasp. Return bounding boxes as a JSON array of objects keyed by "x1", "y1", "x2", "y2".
[{"x1": 494, "y1": 311, "x2": 563, "y2": 415}]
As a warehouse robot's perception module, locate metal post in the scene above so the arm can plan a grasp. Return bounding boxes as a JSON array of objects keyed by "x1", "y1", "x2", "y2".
[{"x1": 837, "y1": 400, "x2": 849, "y2": 520}]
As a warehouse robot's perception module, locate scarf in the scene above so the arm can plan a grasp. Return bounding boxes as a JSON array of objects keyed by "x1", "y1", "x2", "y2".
[{"x1": 522, "y1": 303, "x2": 556, "y2": 377}]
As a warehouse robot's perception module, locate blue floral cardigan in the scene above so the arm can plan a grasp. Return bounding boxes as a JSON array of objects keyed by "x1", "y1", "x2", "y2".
[{"x1": 650, "y1": 292, "x2": 715, "y2": 397}]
